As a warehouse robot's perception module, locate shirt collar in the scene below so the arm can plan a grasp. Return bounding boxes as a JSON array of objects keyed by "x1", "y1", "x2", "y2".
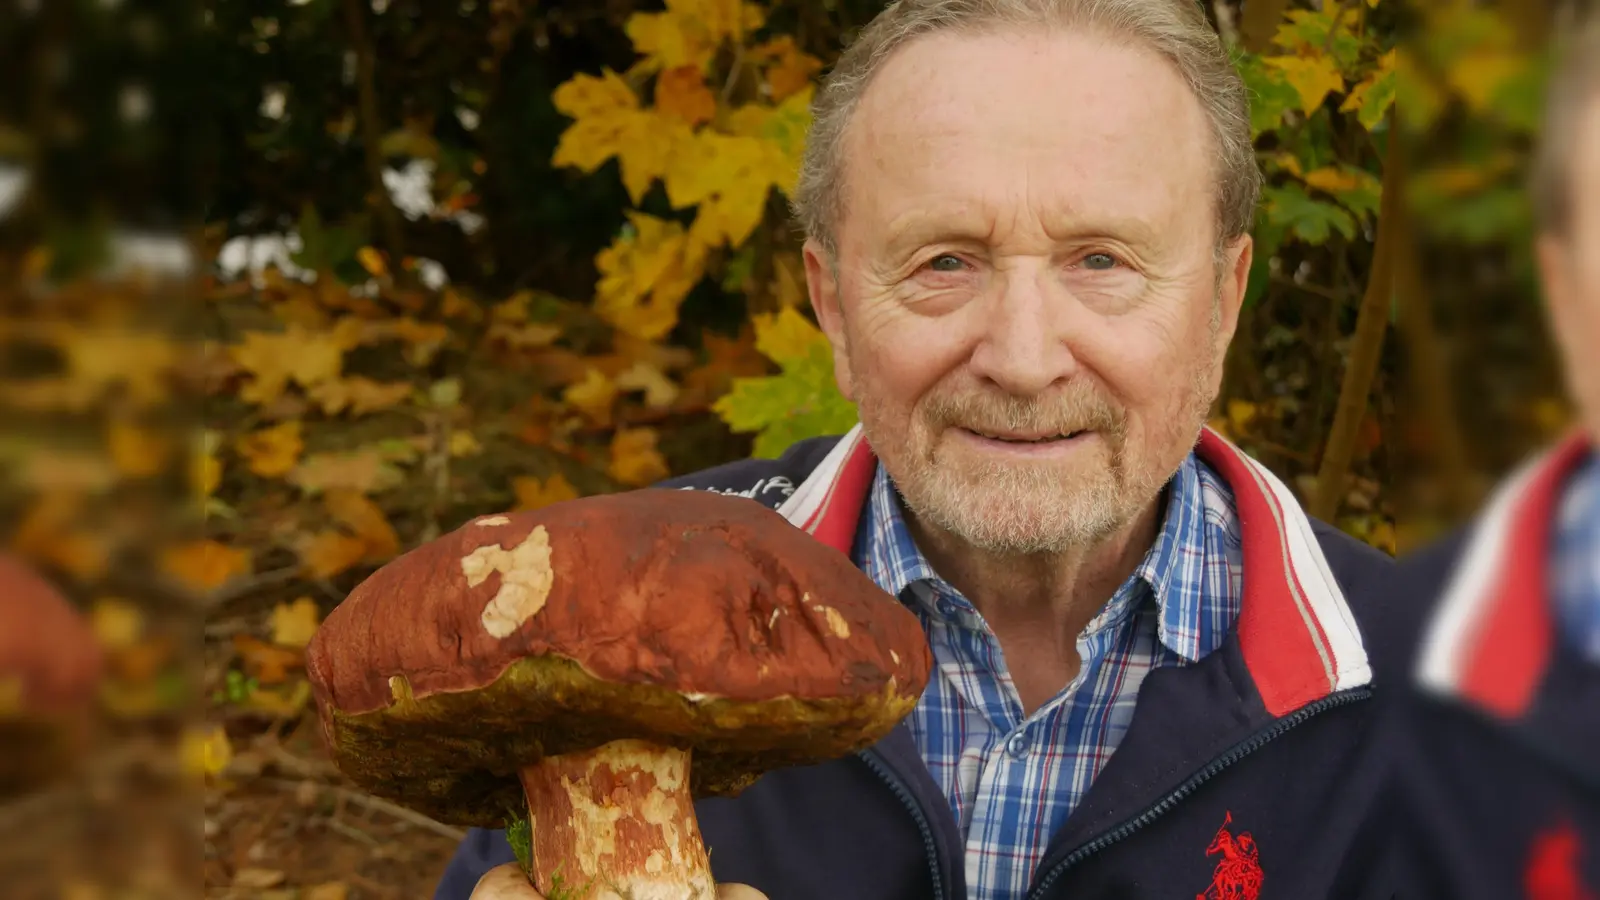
[
  {"x1": 853, "y1": 452, "x2": 1219, "y2": 662},
  {"x1": 1554, "y1": 448, "x2": 1600, "y2": 658}
]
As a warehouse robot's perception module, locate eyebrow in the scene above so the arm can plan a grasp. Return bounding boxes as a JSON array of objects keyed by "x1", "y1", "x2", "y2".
[{"x1": 881, "y1": 208, "x2": 1163, "y2": 256}]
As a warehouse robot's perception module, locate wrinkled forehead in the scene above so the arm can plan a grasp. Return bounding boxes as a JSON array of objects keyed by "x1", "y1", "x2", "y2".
[{"x1": 838, "y1": 28, "x2": 1216, "y2": 244}]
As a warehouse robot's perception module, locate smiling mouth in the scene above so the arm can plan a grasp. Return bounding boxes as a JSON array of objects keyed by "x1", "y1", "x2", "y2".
[{"x1": 962, "y1": 427, "x2": 1088, "y2": 444}]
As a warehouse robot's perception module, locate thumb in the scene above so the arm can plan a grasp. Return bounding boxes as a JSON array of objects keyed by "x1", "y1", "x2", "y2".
[
  {"x1": 470, "y1": 863, "x2": 769, "y2": 900},
  {"x1": 468, "y1": 863, "x2": 542, "y2": 900}
]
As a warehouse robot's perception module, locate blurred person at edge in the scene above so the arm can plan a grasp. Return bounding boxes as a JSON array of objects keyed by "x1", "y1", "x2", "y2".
[
  {"x1": 1388, "y1": 13, "x2": 1600, "y2": 900},
  {"x1": 440, "y1": 0, "x2": 1401, "y2": 898}
]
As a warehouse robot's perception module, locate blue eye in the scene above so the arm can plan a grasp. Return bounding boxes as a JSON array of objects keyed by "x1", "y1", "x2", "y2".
[
  {"x1": 1082, "y1": 253, "x2": 1118, "y2": 270},
  {"x1": 927, "y1": 254, "x2": 965, "y2": 272}
]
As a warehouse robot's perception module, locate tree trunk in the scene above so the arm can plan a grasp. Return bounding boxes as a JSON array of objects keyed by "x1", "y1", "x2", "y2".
[{"x1": 1309, "y1": 123, "x2": 1400, "y2": 522}]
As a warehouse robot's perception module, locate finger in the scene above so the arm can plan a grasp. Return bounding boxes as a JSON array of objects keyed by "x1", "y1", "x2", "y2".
[
  {"x1": 469, "y1": 862, "x2": 546, "y2": 900},
  {"x1": 716, "y1": 885, "x2": 771, "y2": 900}
]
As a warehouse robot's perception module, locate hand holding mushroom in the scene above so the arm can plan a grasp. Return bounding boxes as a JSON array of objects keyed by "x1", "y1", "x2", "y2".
[
  {"x1": 469, "y1": 862, "x2": 768, "y2": 900},
  {"x1": 306, "y1": 489, "x2": 932, "y2": 900}
]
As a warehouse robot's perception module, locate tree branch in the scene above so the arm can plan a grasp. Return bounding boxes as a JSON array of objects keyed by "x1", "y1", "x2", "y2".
[{"x1": 1310, "y1": 119, "x2": 1399, "y2": 523}]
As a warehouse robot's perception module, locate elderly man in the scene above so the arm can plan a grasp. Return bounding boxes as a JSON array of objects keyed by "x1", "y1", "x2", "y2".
[
  {"x1": 436, "y1": 0, "x2": 1397, "y2": 898},
  {"x1": 1391, "y1": 16, "x2": 1600, "y2": 900}
]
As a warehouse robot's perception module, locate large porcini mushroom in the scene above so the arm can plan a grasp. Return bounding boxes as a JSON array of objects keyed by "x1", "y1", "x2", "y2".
[
  {"x1": 0, "y1": 554, "x2": 104, "y2": 800},
  {"x1": 305, "y1": 489, "x2": 932, "y2": 900}
]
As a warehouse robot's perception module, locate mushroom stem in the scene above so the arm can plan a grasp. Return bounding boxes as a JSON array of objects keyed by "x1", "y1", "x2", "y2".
[{"x1": 519, "y1": 738, "x2": 715, "y2": 900}]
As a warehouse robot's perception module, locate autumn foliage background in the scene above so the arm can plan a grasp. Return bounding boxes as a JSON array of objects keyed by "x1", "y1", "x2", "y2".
[{"x1": 0, "y1": 0, "x2": 1576, "y2": 897}]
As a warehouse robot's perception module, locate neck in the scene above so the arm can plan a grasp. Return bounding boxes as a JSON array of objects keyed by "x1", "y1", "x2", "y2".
[{"x1": 904, "y1": 494, "x2": 1167, "y2": 653}]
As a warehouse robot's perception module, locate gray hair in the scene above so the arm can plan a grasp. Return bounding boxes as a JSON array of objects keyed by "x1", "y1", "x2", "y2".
[
  {"x1": 791, "y1": 0, "x2": 1262, "y2": 257},
  {"x1": 1531, "y1": 9, "x2": 1600, "y2": 235}
]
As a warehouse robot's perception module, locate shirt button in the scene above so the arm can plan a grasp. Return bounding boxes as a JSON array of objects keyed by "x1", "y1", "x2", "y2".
[{"x1": 1006, "y1": 732, "x2": 1029, "y2": 759}]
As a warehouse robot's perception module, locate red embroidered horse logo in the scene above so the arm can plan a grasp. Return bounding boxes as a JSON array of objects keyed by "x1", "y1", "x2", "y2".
[
  {"x1": 1196, "y1": 811, "x2": 1263, "y2": 900},
  {"x1": 1525, "y1": 821, "x2": 1596, "y2": 900}
]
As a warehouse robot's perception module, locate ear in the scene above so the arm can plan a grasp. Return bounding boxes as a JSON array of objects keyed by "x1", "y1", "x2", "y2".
[
  {"x1": 1536, "y1": 232, "x2": 1588, "y2": 411},
  {"x1": 1216, "y1": 233, "x2": 1253, "y2": 350},
  {"x1": 803, "y1": 238, "x2": 857, "y2": 402},
  {"x1": 1538, "y1": 233, "x2": 1576, "y2": 349}
]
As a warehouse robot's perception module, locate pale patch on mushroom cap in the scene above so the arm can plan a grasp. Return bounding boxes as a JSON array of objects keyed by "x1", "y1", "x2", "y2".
[{"x1": 462, "y1": 525, "x2": 555, "y2": 639}]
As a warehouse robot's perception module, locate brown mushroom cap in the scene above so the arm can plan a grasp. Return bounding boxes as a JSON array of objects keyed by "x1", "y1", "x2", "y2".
[
  {"x1": 306, "y1": 489, "x2": 933, "y2": 827},
  {"x1": 0, "y1": 554, "x2": 104, "y2": 797}
]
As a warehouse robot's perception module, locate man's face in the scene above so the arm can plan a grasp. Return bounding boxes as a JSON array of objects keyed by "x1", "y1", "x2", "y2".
[
  {"x1": 1540, "y1": 96, "x2": 1600, "y2": 440},
  {"x1": 805, "y1": 29, "x2": 1251, "y2": 555}
]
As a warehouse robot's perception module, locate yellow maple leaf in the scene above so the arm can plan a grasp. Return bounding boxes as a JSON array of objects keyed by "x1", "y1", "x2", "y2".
[
  {"x1": 59, "y1": 327, "x2": 178, "y2": 410},
  {"x1": 18, "y1": 451, "x2": 118, "y2": 493},
  {"x1": 487, "y1": 321, "x2": 564, "y2": 351},
  {"x1": 1264, "y1": 54, "x2": 1345, "y2": 115},
  {"x1": 664, "y1": 131, "x2": 789, "y2": 248},
  {"x1": 655, "y1": 65, "x2": 718, "y2": 126},
  {"x1": 300, "y1": 531, "x2": 370, "y2": 580},
  {"x1": 1342, "y1": 48, "x2": 1397, "y2": 116},
  {"x1": 751, "y1": 36, "x2": 824, "y2": 101},
  {"x1": 513, "y1": 472, "x2": 581, "y2": 511},
  {"x1": 1445, "y1": 48, "x2": 1530, "y2": 113},
  {"x1": 305, "y1": 882, "x2": 350, "y2": 900},
  {"x1": 9, "y1": 491, "x2": 111, "y2": 581},
  {"x1": 564, "y1": 367, "x2": 620, "y2": 426},
  {"x1": 270, "y1": 596, "x2": 322, "y2": 648},
  {"x1": 614, "y1": 360, "x2": 681, "y2": 409},
  {"x1": 356, "y1": 246, "x2": 388, "y2": 278},
  {"x1": 551, "y1": 69, "x2": 689, "y2": 205},
  {"x1": 449, "y1": 430, "x2": 483, "y2": 458},
  {"x1": 192, "y1": 430, "x2": 222, "y2": 499},
  {"x1": 230, "y1": 325, "x2": 345, "y2": 406},
  {"x1": 1302, "y1": 166, "x2": 1364, "y2": 195},
  {"x1": 1227, "y1": 399, "x2": 1259, "y2": 435},
  {"x1": 289, "y1": 448, "x2": 405, "y2": 495},
  {"x1": 609, "y1": 427, "x2": 671, "y2": 487},
  {"x1": 682, "y1": 326, "x2": 769, "y2": 400},
  {"x1": 308, "y1": 377, "x2": 414, "y2": 416},
  {"x1": 179, "y1": 724, "x2": 232, "y2": 780},
  {"x1": 753, "y1": 306, "x2": 828, "y2": 365},
  {"x1": 235, "y1": 421, "x2": 304, "y2": 479},
  {"x1": 90, "y1": 597, "x2": 146, "y2": 651},
  {"x1": 391, "y1": 317, "x2": 451, "y2": 366},
  {"x1": 161, "y1": 539, "x2": 252, "y2": 593},
  {"x1": 594, "y1": 213, "x2": 709, "y2": 340},
  {"x1": 441, "y1": 287, "x2": 481, "y2": 321},
  {"x1": 324, "y1": 489, "x2": 400, "y2": 561},
  {"x1": 108, "y1": 422, "x2": 170, "y2": 479},
  {"x1": 625, "y1": 0, "x2": 765, "y2": 72}
]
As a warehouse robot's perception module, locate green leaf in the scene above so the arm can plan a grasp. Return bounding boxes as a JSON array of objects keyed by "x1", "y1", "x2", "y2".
[
  {"x1": 505, "y1": 815, "x2": 533, "y2": 876},
  {"x1": 1263, "y1": 183, "x2": 1358, "y2": 244},
  {"x1": 1236, "y1": 54, "x2": 1301, "y2": 137},
  {"x1": 1271, "y1": 9, "x2": 1366, "y2": 71},
  {"x1": 1264, "y1": 55, "x2": 1346, "y2": 116},
  {"x1": 721, "y1": 243, "x2": 757, "y2": 292},
  {"x1": 1341, "y1": 50, "x2": 1398, "y2": 131},
  {"x1": 714, "y1": 341, "x2": 859, "y2": 458}
]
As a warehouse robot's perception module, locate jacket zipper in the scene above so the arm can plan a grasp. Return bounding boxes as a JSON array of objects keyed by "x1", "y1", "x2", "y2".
[
  {"x1": 859, "y1": 748, "x2": 947, "y2": 900},
  {"x1": 1025, "y1": 687, "x2": 1373, "y2": 900}
]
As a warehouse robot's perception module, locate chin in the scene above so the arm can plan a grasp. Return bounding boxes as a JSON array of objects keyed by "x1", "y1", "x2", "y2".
[{"x1": 901, "y1": 464, "x2": 1133, "y2": 554}]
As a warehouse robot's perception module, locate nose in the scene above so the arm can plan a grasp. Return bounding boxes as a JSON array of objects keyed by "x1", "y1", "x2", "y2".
[{"x1": 967, "y1": 266, "x2": 1080, "y2": 396}]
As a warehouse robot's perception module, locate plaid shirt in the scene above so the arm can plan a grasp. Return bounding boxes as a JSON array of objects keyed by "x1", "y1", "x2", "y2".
[
  {"x1": 852, "y1": 452, "x2": 1244, "y2": 900},
  {"x1": 1554, "y1": 450, "x2": 1600, "y2": 663}
]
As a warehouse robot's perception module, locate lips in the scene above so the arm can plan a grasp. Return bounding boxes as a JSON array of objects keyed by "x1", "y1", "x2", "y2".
[{"x1": 964, "y1": 427, "x2": 1085, "y2": 444}]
